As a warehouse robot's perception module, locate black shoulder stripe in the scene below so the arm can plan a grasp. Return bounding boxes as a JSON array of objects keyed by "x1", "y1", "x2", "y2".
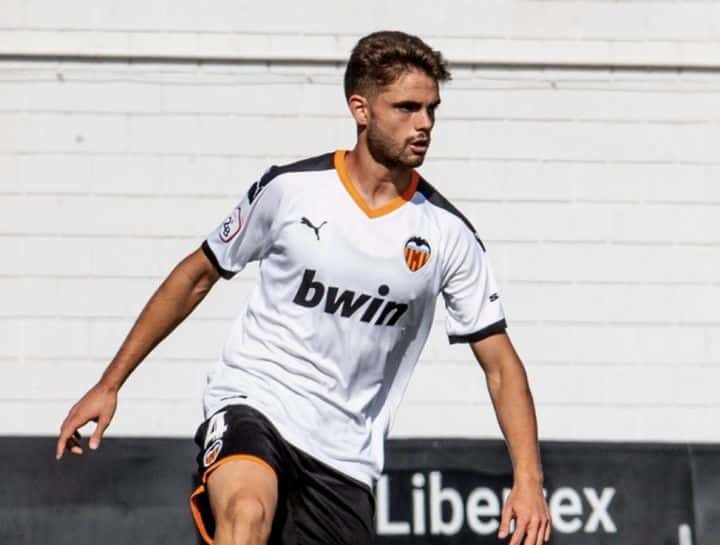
[
  {"x1": 416, "y1": 177, "x2": 487, "y2": 251},
  {"x1": 248, "y1": 152, "x2": 335, "y2": 204}
]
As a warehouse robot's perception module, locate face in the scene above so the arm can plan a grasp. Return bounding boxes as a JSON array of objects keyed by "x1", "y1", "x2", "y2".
[{"x1": 358, "y1": 69, "x2": 441, "y2": 169}]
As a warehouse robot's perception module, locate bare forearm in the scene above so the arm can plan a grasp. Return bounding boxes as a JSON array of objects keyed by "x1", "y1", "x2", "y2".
[
  {"x1": 486, "y1": 363, "x2": 543, "y2": 485},
  {"x1": 99, "y1": 250, "x2": 218, "y2": 391},
  {"x1": 472, "y1": 335, "x2": 543, "y2": 485}
]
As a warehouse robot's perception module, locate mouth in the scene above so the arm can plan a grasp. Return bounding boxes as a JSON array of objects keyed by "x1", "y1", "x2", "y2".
[{"x1": 410, "y1": 139, "x2": 430, "y2": 155}]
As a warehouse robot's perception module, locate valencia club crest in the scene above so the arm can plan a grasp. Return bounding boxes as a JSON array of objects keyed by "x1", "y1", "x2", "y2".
[{"x1": 404, "y1": 237, "x2": 431, "y2": 272}]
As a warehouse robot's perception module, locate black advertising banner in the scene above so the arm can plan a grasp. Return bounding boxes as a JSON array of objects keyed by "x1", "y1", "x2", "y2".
[
  {"x1": 0, "y1": 437, "x2": 199, "y2": 545},
  {"x1": 0, "y1": 437, "x2": 714, "y2": 545},
  {"x1": 378, "y1": 440, "x2": 694, "y2": 545}
]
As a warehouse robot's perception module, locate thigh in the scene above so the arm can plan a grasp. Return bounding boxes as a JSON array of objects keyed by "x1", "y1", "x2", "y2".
[
  {"x1": 191, "y1": 405, "x2": 290, "y2": 544},
  {"x1": 206, "y1": 458, "x2": 279, "y2": 533}
]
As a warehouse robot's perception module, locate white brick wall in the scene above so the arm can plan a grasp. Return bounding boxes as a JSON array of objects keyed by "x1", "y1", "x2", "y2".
[
  {"x1": 1, "y1": 3, "x2": 719, "y2": 443},
  {"x1": 2, "y1": 1, "x2": 720, "y2": 66}
]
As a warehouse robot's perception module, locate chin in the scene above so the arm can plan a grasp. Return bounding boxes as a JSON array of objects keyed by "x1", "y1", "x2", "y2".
[{"x1": 402, "y1": 155, "x2": 425, "y2": 168}]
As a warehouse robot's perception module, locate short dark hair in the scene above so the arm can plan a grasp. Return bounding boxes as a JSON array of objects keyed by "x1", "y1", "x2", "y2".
[{"x1": 344, "y1": 31, "x2": 451, "y2": 99}]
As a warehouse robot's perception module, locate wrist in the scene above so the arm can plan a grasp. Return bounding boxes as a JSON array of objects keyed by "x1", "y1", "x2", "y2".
[
  {"x1": 96, "y1": 376, "x2": 121, "y2": 394},
  {"x1": 513, "y1": 470, "x2": 544, "y2": 488}
]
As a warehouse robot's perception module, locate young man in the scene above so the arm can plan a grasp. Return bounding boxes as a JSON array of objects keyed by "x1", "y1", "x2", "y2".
[{"x1": 57, "y1": 31, "x2": 550, "y2": 545}]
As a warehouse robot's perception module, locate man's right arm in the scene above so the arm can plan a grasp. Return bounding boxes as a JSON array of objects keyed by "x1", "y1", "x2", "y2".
[{"x1": 55, "y1": 247, "x2": 220, "y2": 459}]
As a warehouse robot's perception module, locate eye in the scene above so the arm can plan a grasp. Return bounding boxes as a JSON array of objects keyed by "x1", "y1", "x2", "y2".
[{"x1": 396, "y1": 102, "x2": 420, "y2": 113}]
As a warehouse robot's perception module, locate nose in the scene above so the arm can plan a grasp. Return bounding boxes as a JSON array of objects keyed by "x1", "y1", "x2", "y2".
[{"x1": 416, "y1": 107, "x2": 434, "y2": 132}]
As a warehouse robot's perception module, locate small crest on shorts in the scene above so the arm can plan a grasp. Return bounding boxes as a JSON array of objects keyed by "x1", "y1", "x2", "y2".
[
  {"x1": 404, "y1": 236, "x2": 431, "y2": 272},
  {"x1": 219, "y1": 208, "x2": 242, "y2": 243},
  {"x1": 203, "y1": 439, "x2": 223, "y2": 467}
]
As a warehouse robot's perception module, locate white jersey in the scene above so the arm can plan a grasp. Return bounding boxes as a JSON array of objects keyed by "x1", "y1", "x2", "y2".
[{"x1": 202, "y1": 150, "x2": 505, "y2": 487}]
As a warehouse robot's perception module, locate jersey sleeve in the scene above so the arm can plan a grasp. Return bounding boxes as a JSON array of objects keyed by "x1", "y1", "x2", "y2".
[
  {"x1": 441, "y1": 227, "x2": 506, "y2": 344},
  {"x1": 202, "y1": 169, "x2": 282, "y2": 279}
]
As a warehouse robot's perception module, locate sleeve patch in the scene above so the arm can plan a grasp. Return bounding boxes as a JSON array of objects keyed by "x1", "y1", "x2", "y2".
[{"x1": 219, "y1": 207, "x2": 242, "y2": 243}]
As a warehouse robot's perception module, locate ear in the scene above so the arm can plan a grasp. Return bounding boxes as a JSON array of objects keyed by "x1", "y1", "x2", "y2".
[{"x1": 348, "y1": 94, "x2": 370, "y2": 126}]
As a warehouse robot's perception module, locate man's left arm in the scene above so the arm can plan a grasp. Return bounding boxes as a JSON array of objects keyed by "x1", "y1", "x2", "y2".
[{"x1": 471, "y1": 332, "x2": 551, "y2": 545}]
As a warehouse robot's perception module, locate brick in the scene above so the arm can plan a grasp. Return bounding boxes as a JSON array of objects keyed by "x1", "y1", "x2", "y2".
[
  {"x1": 390, "y1": 402, "x2": 502, "y2": 439},
  {"x1": 406, "y1": 360, "x2": 720, "y2": 407},
  {"x1": 89, "y1": 155, "x2": 237, "y2": 197},
  {"x1": 22, "y1": 0, "x2": 101, "y2": 28},
  {"x1": 537, "y1": 406, "x2": 720, "y2": 443},
  {"x1": 0, "y1": 113, "x2": 23, "y2": 152},
  {"x1": 90, "y1": 154, "x2": 164, "y2": 195},
  {"x1": 88, "y1": 318, "x2": 134, "y2": 358},
  {"x1": 467, "y1": 202, "x2": 612, "y2": 242},
  {"x1": 0, "y1": 236, "x2": 23, "y2": 275},
  {"x1": 0, "y1": 277, "x2": 58, "y2": 317},
  {"x1": 7, "y1": 112, "x2": 127, "y2": 153},
  {"x1": 499, "y1": 242, "x2": 720, "y2": 284},
  {"x1": 6, "y1": 194, "x2": 234, "y2": 237},
  {"x1": 3, "y1": 77, "x2": 164, "y2": 114},
  {"x1": 0, "y1": 156, "x2": 19, "y2": 193},
  {"x1": 0, "y1": 399, "x2": 203, "y2": 437},
  {"x1": 610, "y1": 204, "x2": 720, "y2": 244},
  {"x1": 505, "y1": 283, "x2": 720, "y2": 324},
  {"x1": 573, "y1": 163, "x2": 720, "y2": 203},
  {"x1": 18, "y1": 154, "x2": 92, "y2": 194},
  {"x1": 65, "y1": 275, "x2": 254, "y2": 320},
  {"x1": 301, "y1": 84, "x2": 348, "y2": 117},
  {"x1": 116, "y1": 360, "x2": 212, "y2": 401},
  {"x1": 444, "y1": 81, "x2": 720, "y2": 123},
  {"x1": 126, "y1": 115, "x2": 197, "y2": 154},
  {"x1": 22, "y1": 318, "x2": 89, "y2": 358},
  {"x1": 23, "y1": 236, "x2": 93, "y2": 276},
  {"x1": 162, "y1": 80, "x2": 304, "y2": 116},
  {"x1": 89, "y1": 317, "x2": 227, "y2": 361},
  {"x1": 392, "y1": 403, "x2": 720, "y2": 442},
  {"x1": 0, "y1": 80, "x2": 30, "y2": 111},
  {"x1": 108, "y1": 400, "x2": 205, "y2": 437},
  {"x1": 509, "y1": 323, "x2": 638, "y2": 365},
  {"x1": 504, "y1": 2, "x2": 583, "y2": 40},
  {"x1": 0, "y1": 0, "x2": 26, "y2": 27},
  {"x1": 55, "y1": 277, "x2": 155, "y2": 318},
  {"x1": 161, "y1": 156, "x2": 239, "y2": 196},
  {"x1": 403, "y1": 362, "x2": 488, "y2": 404},
  {"x1": 424, "y1": 160, "x2": 576, "y2": 203},
  {"x1": 707, "y1": 327, "x2": 720, "y2": 362},
  {"x1": 89, "y1": 237, "x2": 193, "y2": 277},
  {"x1": 534, "y1": 363, "x2": 720, "y2": 406},
  {"x1": 645, "y1": 4, "x2": 717, "y2": 41},
  {"x1": 0, "y1": 319, "x2": 22, "y2": 358},
  {"x1": 191, "y1": 116, "x2": 343, "y2": 157}
]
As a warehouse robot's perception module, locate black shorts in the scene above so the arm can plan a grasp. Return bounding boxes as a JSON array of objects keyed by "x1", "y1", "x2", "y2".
[{"x1": 190, "y1": 405, "x2": 375, "y2": 545}]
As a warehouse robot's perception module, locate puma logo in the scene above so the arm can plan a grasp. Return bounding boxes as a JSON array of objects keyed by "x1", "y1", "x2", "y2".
[{"x1": 300, "y1": 217, "x2": 327, "y2": 240}]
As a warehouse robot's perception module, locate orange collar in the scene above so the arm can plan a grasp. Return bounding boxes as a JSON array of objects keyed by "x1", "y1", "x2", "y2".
[{"x1": 333, "y1": 150, "x2": 418, "y2": 219}]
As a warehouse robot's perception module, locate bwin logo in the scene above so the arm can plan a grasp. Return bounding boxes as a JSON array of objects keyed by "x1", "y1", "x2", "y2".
[{"x1": 293, "y1": 269, "x2": 408, "y2": 326}]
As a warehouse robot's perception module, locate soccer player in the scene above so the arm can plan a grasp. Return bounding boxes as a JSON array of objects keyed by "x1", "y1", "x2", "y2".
[{"x1": 57, "y1": 31, "x2": 551, "y2": 545}]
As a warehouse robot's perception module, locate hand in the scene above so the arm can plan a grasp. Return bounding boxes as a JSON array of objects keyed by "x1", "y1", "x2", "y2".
[
  {"x1": 499, "y1": 482, "x2": 551, "y2": 545},
  {"x1": 56, "y1": 383, "x2": 118, "y2": 460}
]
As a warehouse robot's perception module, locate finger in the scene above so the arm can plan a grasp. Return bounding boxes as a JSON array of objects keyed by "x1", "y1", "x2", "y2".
[
  {"x1": 535, "y1": 520, "x2": 546, "y2": 545},
  {"x1": 56, "y1": 424, "x2": 76, "y2": 460},
  {"x1": 508, "y1": 518, "x2": 528, "y2": 545},
  {"x1": 69, "y1": 431, "x2": 84, "y2": 455},
  {"x1": 544, "y1": 519, "x2": 551, "y2": 542},
  {"x1": 522, "y1": 520, "x2": 539, "y2": 545},
  {"x1": 498, "y1": 503, "x2": 513, "y2": 539},
  {"x1": 89, "y1": 417, "x2": 109, "y2": 450}
]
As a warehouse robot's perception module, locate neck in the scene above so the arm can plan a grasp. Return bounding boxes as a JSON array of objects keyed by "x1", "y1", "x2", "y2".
[{"x1": 344, "y1": 145, "x2": 414, "y2": 208}]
